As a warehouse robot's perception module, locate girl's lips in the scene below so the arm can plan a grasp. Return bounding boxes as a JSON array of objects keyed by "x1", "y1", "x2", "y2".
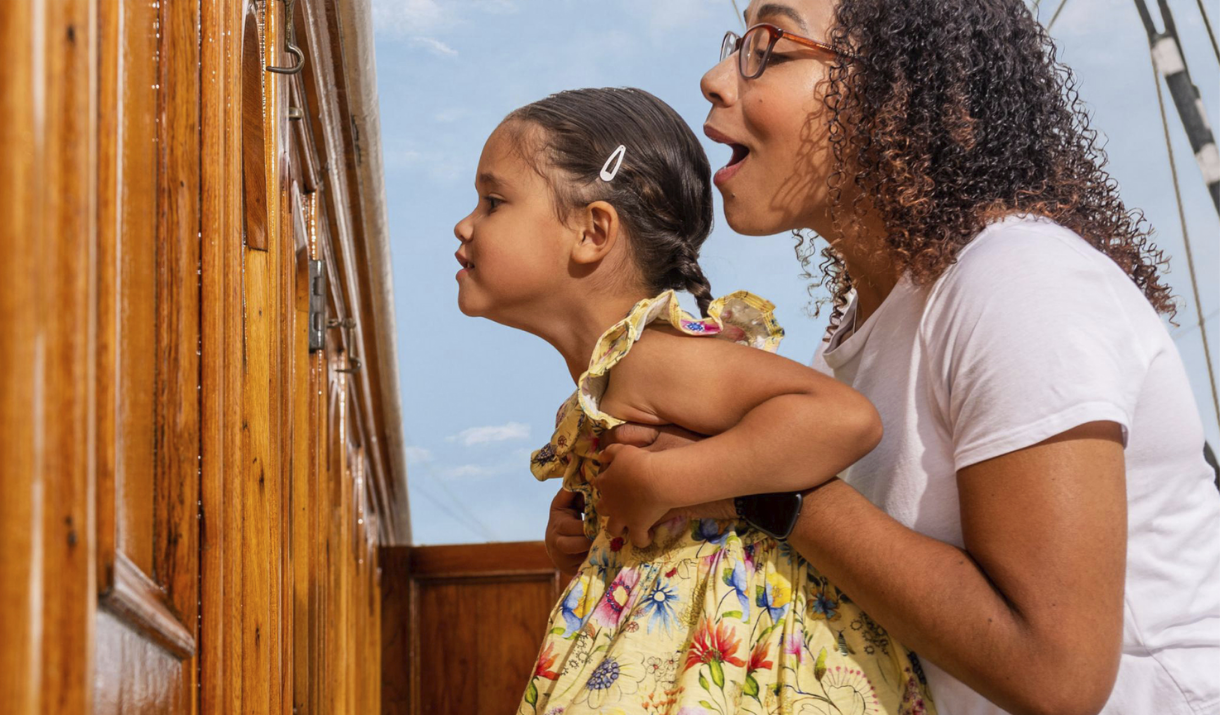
[{"x1": 455, "y1": 250, "x2": 475, "y2": 280}]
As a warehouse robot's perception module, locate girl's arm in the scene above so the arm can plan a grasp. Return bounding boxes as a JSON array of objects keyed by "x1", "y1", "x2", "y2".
[{"x1": 592, "y1": 327, "x2": 882, "y2": 545}]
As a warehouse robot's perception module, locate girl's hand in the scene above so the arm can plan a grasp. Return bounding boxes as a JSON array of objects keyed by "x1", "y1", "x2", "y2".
[
  {"x1": 603, "y1": 423, "x2": 738, "y2": 524},
  {"x1": 544, "y1": 488, "x2": 592, "y2": 578},
  {"x1": 594, "y1": 444, "x2": 672, "y2": 549}
]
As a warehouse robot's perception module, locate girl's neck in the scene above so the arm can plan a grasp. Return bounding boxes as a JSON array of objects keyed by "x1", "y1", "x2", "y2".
[{"x1": 533, "y1": 292, "x2": 650, "y2": 383}]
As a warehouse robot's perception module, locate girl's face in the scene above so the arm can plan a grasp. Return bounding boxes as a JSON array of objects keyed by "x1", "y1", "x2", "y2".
[
  {"x1": 701, "y1": 0, "x2": 838, "y2": 236},
  {"x1": 453, "y1": 123, "x2": 574, "y2": 324}
]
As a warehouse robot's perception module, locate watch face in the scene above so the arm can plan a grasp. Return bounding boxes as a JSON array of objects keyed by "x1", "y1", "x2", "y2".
[{"x1": 741, "y1": 491, "x2": 802, "y2": 540}]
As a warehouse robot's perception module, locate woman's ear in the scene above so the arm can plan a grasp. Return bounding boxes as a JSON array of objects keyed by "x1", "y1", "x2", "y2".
[{"x1": 571, "y1": 200, "x2": 620, "y2": 265}]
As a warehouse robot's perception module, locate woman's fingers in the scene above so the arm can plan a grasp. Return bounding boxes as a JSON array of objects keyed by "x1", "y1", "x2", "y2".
[
  {"x1": 550, "y1": 486, "x2": 584, "y2": 514},
  {"x1": 605, "y1": 423, "x2": 662, "y2": 449},
  {"x1": 554, "y1": 534, "x2": 593, "y2": 555},
  {"x1": 556, "y1": 515, "x2": 587, "y2": 537}
]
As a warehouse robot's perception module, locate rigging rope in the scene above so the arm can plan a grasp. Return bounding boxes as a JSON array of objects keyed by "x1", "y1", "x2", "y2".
[{"x1": 1151, "y1": 55, "x2": 1220, "y2": 428}]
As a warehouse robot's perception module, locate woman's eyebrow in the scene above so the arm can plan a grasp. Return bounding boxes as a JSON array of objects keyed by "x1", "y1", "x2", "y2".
[{"x1": 750, "y1": 3, "x2": 809, "y2": 31}]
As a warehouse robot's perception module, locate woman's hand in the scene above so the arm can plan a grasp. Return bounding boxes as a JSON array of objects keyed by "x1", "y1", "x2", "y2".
[{"x1": 544, "y1": 488, "x2": 591, "y2": 579}]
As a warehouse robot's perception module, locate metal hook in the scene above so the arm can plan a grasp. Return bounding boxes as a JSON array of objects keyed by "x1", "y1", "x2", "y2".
[
  {"x1": 267, "y1": 0, "x2": 304, "y2": 75},
  {"x1": 267, "y1": 42, "x2": 304, "y2": 75},
  {"x1": 335, "y1": 356, "x2": 362, "y2": 374}
]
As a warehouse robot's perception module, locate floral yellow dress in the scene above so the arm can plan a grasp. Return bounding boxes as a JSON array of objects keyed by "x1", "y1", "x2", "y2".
[{"x1": 521, "y1": 291, "x2": 936, "y2": 715}]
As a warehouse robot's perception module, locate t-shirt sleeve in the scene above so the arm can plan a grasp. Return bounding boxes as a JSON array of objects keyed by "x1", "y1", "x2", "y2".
[{"x1": 922, "y1": 224, "x2": 1151, "y2": 472}]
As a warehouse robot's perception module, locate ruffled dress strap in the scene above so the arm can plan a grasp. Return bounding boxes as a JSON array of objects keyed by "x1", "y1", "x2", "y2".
[
  {"x1": 530, "y1": 290, "x2": 784, "y2": 491},
  {"x1": 577, "y1": 289, "x2": 784, "y2": 427}
]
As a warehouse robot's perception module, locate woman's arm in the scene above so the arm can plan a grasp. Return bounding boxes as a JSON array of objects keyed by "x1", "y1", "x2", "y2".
[
  {"x1": 592, "y1": 328, "x2": 882, "y2": 546},
  {"x1": 600, "y1": 421, "x2": 1128, "y2": 715},
  {"x1": 787, "y1": 421, "x2": 1126, "y2": 715}
]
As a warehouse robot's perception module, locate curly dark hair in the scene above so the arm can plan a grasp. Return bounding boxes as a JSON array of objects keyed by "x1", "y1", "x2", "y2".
[{"x1": 799, "y1": 0, "x2": 1173, "y2": 328}]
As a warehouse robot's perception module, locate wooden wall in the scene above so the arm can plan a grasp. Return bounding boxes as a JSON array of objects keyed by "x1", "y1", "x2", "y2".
[
  {"x1": 0, "y1": 0, "x2": 406, "y2": 713},
  {"x1": 380, "y1": 542, "x2": 564, "y2": 715}
]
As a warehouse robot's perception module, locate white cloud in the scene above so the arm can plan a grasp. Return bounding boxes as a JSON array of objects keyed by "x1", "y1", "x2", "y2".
[
  {"x1": 441, "y1": 464, "x2": 494, "y2": 478},
  {"x1": 405, "y1": 446, "x2": 433, "y2": 464},
  {"x1": 372, "y1": 0, "x2": 448, "y2": 36},
  {"x1": 448, "y1": 421, "x2": 531, "y2": 446},
  {"x1": 409, "y1": 36, "x2": 459, "y2": 57},
  {"x1": 433, "y1": 107, "x2": 471, "y2": 124},
  {"x1": 372, "y1": 0, "x2": 518, "y2": 39}
]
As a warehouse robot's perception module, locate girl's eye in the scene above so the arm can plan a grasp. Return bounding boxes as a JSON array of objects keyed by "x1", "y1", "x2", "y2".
[{"x1": 484, "y1": 196, "x2": 503, "y2": 211}]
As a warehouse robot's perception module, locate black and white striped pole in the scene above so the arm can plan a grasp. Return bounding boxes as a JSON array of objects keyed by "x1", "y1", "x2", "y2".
[{"x1": 1134, "y1": 0, "x2": 1220, "y2": 215}]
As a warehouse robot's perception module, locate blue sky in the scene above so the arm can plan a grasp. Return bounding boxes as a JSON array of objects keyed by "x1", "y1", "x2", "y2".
[{"x1": 371, "y1": 0, "x2": 1220, "y2": 545}]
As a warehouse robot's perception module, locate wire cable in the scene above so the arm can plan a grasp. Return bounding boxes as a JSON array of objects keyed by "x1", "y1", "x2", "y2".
[
  {"x1": 1196, "y1": 0, "x2": 1220, "y2": 64},
  {"x1": 1047, "y1": 0, "x2": 1071, "y2": 30},
  {"x1": 1151, "y1": 56, "x2": 1220, "y2": 428}
]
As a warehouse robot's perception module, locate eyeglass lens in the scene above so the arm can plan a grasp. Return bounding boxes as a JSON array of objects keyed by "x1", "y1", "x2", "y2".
[{"x1": 720, "y1": 27, "x2": 772, "y2": 79}]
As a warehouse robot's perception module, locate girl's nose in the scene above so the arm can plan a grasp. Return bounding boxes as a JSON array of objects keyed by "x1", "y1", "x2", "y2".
[
  {"x1": 701, "y1": 57, "x2": 738, "y2": 107},
  {"x1": 454, "y1": 214, "x2": 473, "y2": 243}
]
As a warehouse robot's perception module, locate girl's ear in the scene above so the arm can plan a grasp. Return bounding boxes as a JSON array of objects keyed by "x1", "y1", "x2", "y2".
[{"x1": 571, "y1": 200, "x2": 620, "y2": 265}]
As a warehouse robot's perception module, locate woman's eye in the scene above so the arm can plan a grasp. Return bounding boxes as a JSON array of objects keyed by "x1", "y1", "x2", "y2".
[{"x1": 767, "y1": 53, "x2": 791, "y2": 64}]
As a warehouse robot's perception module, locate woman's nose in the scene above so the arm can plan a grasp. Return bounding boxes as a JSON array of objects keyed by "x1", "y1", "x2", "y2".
[{"x1": 701, "y1": 57, "x2": 737, "y2": 107}]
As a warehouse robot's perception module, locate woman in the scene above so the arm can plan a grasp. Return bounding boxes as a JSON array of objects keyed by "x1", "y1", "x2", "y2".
[{"x1": 544, "y1": 1, "x2": 1220, "y2": 713}]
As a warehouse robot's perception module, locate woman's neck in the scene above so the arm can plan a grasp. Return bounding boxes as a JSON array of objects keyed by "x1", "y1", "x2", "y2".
[{"x1": 815, "y1": 210, "x2": 900, "y2": 326}]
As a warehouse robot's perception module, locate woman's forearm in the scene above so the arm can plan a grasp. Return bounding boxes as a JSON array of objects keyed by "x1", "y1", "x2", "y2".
[
  {"x1": 650, "y1": 393, "x2": 881, "y2": 509},
  {"x1": 788, "y1": 478, "x2": 1115, "y2": 715}
]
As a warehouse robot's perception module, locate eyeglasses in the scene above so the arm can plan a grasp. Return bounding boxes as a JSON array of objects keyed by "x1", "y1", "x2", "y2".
[{"x1": 720, "y1": 23, "x2": 847, "y2": 79}]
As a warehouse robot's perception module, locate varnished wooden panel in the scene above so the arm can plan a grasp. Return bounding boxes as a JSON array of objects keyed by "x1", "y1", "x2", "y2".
[
  {"x1": 2, "y1": 0, "x2": 399, "y2": 712},
  {"x1": 381, "y1": 543, "x2": 563, "y2": 715},
  {"x1": 94, "y1": 610, "x2": 187, "y2": 715},
  {"x1": 93, "y1": 0, "x2": 201, "y2": 709},
  {"x1": 0, "y1": 0, "x2": 97, "y2": 712}
]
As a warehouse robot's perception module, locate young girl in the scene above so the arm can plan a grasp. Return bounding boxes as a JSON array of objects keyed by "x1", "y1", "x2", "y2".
[{"x1": 455, "y1": 87, "x2": 934, "y2": 715}]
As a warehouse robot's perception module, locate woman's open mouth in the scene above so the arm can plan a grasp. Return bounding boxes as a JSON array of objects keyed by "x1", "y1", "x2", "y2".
[
  {"x1": 704, "y1": 124, "x2": 751, "y2": 187},
  {"x1": 714, "y1": 143, "x2": 750, "y2": 186}
]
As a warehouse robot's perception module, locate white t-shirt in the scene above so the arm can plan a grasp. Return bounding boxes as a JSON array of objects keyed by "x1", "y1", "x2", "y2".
[{"x1": 813, "y1": 215, "x2": 1220, "y2": 715}]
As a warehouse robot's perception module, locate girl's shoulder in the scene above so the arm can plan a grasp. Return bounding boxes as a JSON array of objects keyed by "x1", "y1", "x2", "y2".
[{"x1": 577, "y1": 290, "x2": 785, "y2": 428}]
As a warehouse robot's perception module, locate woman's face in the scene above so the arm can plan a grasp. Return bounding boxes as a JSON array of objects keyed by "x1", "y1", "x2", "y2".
[{"x1": 701, "y1": 0, "x2": 839, "y2": 236}]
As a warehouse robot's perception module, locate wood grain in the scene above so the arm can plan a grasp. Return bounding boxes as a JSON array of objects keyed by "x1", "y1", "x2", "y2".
[
  {"x1": 100, "y1": 553, "x2": 196, "y2": 660},
  {"x1": 381, "y1": 543, "x2": 564, "y2": 715},
  {"x1": 2, "y1": 0, "x2": 401, "y2": 711}
]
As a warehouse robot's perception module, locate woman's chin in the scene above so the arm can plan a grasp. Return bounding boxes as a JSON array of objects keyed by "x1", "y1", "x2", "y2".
[{"x1": 722, "y1": 200, "x2": 792, "y2": 237}]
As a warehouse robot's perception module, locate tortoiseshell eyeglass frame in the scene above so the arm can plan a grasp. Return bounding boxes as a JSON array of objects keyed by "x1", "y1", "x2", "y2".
[{"x1": 720, "y1": 22, "x2": 852, "y2": 79}]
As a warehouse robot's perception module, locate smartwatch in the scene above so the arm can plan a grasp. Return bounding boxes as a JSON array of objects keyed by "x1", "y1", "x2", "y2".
[{"x1": 734, "y1": 491, "x2": 804, "y2": 540}]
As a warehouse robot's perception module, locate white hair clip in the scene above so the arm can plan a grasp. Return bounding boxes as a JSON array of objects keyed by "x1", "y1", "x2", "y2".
[{"x1": 600, "y1": 144, "x2": 627, "y2": 181}]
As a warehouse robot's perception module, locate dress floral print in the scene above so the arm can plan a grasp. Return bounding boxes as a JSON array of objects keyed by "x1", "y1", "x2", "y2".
[{"x1": 522, "y1": 291, "x2": 936, "y2": 715}]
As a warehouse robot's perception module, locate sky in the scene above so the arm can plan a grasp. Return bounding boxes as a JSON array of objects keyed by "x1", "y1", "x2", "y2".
[{"x1": 370, "y1": 0, "x2": 1220, "y2": 545}]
